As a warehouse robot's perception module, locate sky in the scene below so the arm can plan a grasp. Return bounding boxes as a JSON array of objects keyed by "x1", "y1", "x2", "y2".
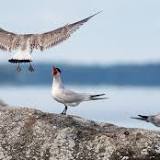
[{"x1": 1, "y1": 0, "x2": 160, "y2": 65}]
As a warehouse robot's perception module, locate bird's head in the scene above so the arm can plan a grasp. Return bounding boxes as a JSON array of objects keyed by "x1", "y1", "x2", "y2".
[{"x1": 52, "y1": 66, "x2": 61, "y2": 77}]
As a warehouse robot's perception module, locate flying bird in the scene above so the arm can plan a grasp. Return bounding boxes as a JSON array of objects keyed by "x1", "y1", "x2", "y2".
[
  {"x1": 0, "y1": 12, "x2": 101, "y2": 72},
  {"x1": 51, "y1": 66, "x2": 107, "y2": 115},
  {"x1": 131, "y1": 114, "x2": 160, "y2": 127}
]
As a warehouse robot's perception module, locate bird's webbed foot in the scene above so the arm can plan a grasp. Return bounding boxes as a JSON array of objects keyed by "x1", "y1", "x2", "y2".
[
  {"x1": 16, "y1": 64, "x2": 22, "y2": 72},
  {"x1": 28, "y1": 63, "x2": 34, "y2": 72}
]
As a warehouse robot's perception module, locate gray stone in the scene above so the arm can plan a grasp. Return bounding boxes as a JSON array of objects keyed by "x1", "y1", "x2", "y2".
[{"x1": 0, "y1": 104, "x2": 160, "y2": 160}]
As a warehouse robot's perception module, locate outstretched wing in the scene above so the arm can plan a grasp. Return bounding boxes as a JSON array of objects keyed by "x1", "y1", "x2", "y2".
[
  {"x1": 0, "y1": 11, "x2": 101, "y2": 52},
  {"x1": 29, "y1": 11, "x2": 101, "y2": 51},
  {"x1": 0, "y1": 28, "x2": 16, "y2": 51}
]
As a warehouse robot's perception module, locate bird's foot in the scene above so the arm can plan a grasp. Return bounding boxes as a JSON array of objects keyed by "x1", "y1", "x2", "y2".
[
  {"x1": 61, "y1": 105, "x2": 67, "y2": 115},
  {"x1": 28, "y1": 64, "x2": 34, "y2": 72},
  {"x1": 61, "y1": 111, "x2": 66, "y2": 115},
  {"x1": 16, "y1": 64, "x2": 22, "y2": 72}
]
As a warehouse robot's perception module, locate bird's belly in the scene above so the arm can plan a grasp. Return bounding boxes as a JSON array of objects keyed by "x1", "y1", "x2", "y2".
[
  {"x1": 53, "y1": 96, "x2": 64, "y2": 104},
  {"x1": 66, "y1": 102, "x2": 80, "y2": 107},
  {"x1": 53, "y1": 96, "x2": 80, "y2": 107},
  {"x1": 9, "y1": 51, "x2": 32, "y2": 63}
]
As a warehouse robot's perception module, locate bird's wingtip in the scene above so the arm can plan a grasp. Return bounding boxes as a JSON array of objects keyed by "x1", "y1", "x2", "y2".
[
  {"x1": 90, "y1": 93, "x2": 108, "y2": 100},
  {"x1": 89, "y1": 11, "x2": 103, "y2": 19},
  {"x1": 130, "y1": 116, "x2": 139, "y2": 120},
  {"x1": 138, "y1": 115, "x2": 148, "y2": 119},
  {"x1": 69, "y1": 10, "x2": 102, "y2": 26},
  {"x1": 131, "y1": 115, "x2": 149, "y2": 121},
  {"x1": 96, "y1": 10, "x2": 103, "y2": 15}
]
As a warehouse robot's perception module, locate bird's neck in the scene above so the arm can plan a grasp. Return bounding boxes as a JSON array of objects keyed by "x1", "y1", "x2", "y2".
[{"x1": 52, "y1": 76, "x2": 64, "y2": 89}]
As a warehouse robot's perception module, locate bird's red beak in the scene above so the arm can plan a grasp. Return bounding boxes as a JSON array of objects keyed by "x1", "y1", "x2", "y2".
[{"x1": 52, "y1": 66, "x2": 57, "y2": 76}]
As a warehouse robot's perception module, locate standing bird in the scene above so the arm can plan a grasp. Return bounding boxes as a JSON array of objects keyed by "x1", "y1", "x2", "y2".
[
  {"x1": 51, "y1": 66, "x2": 107, "y2": 115},
  {"x1": 0, "y1": 12, "x2": 101, "y2": 72},
  {"x1": 131, "y1": 114, "x2": 160, "y2": 127}
]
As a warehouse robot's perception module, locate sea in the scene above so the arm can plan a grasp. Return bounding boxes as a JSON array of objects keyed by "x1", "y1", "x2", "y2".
[{"x1": 0, "y1": 85, "x2": 160, "y2": 131}]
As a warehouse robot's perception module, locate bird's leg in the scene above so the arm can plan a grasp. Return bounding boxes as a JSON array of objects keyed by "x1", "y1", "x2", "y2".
[
  {"x1": 61, "y1": 105, "x2": 68, "y2": 115},
  {"x1": 28, "y1": 63, "x2": 34, "y2": 72},
  {"x1": 16, "y1": 63, "x2": 21, "y2": 72}
]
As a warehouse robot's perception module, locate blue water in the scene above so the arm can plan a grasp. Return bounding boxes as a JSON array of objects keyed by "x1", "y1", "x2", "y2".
[{"x1": 0, "y1": 85, "x2": 160, "y2": 131}]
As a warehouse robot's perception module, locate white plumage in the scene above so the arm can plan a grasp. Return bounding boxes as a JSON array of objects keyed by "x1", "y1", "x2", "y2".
[
  {"x1": 12, "y1": 51, "x2": 32, "y2": 61},
  {"x1": 51, "y1": 66, "x2": 107, "y2": 115}
]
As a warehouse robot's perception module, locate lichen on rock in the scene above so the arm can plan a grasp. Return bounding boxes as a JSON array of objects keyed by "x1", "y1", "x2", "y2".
[{"x1": 0, "y1": 103, "x2": 160, "y2": 160}]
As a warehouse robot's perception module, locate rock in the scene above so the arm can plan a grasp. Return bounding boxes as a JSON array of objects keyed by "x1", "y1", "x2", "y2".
[{"x1": 0, "y1": 104, "x2": 160, "y2": 160}]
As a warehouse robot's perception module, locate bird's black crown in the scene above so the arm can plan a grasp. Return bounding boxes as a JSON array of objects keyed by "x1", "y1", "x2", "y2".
[{"x1": 56, "y1": 67, "x2": 61, "y2": 73}]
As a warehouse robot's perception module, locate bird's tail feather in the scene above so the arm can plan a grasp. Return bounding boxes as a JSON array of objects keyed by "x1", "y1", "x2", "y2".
[
  {"x1": 89, "y1": 94, "x2": 108, "y2": 100},
  {"x1": 131, "y1": 115, "x2": 149, "y2": 122}
]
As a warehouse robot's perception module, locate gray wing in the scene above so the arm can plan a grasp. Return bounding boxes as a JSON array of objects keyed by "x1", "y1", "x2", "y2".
[
  {"x1": 58, "y1": 89, "x2": 86, "y2": 103},
  {"x1": 0, "y1": 28, "x2": 16, "y2": 51},
  {"x1": 32, "y1": 11, "x2": 101, "y2": 51},
  {"x1": 0, "y1": 28, "x2": 30, "y2": 52},
  {"x1": 0, "y1": 12, "x2": 101, "y2": 52}
]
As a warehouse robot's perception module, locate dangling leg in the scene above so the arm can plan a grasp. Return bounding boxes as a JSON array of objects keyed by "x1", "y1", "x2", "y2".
[
  {"x1": 16, "y1": 63, "x2": 21, "y2": 72},
  {"x1": 28, "y1": 63, "x2": 34, "y2": 72},
  {"x1": 61, "y1": 105, "x2": 68, "y2": 115}
]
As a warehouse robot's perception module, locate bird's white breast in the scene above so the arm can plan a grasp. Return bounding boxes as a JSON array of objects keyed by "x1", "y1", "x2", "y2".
[{"x1": 12, "y1": 50, "x2": 32, "y2": 61}]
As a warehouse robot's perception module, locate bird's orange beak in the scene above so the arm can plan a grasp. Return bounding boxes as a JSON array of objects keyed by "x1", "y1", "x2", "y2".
[{"x1": 52, "y1": 66, "x2": 57, "y2": 76}]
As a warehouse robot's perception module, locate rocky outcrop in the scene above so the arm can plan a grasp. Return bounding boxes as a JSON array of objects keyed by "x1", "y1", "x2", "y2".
[{"x1": 0, "y1": 104, "x2": 160, "y2": 160}]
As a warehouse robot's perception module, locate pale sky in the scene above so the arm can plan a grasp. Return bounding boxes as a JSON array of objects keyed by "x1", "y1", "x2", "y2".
[{"x1": 1, "y1": 0, "x2": 160, "y2": 65}]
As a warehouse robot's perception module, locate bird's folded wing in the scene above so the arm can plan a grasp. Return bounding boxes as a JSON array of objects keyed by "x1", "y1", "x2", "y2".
[{"x1": 57, "y1": 89, "x2": 85, "y2": 103}]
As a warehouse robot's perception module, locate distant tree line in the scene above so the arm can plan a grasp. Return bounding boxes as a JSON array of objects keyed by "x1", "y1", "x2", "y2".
[{"x1": 0, "y1": 63, "x2": 160, "y2": 86}]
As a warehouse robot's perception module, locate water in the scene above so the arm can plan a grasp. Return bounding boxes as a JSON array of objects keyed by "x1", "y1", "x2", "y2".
[{"x1": 0, "y1": 85, "x2": 160, "y2": 131}]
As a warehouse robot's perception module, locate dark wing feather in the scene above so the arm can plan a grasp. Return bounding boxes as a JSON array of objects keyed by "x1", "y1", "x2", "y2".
[{"x1": 33, "y1": 12, "x2": 101, "y2": 51}]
